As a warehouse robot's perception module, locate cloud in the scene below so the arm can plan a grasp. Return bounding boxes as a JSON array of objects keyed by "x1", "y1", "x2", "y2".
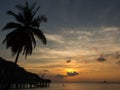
[
  {"x1": 91, "y1": 47, "x2": 98, "y2": 52},
  {"x1": 66, "y1": 57, "x2": 71, "y2": 63},
  {"x1": 55, "y1": 71, "x2": 79, "y2": 78},
  {"x1": 45, "y1": 33, "x2": 65, "y2": 43},
  {"x1": 97, "y1": 57, "x2": 106, "y2": 62},
  {"x1": 16, "y1": 26, "x2": 120, "y2": 74},
  {"x1": 102, "y1": 27, "x2": 119, "y2": 32},
  {"x1": 33, "y1": 47, "x2": 78, "y2": 60},
  {"x1": 55, "y1": 74, "x2": 65, "y2": 78},
  {"x1": 66, "y1": 60, "x2": 71, "y2": 63},
  {"x1": 33, "y1": 26, "x2": 120, "y2": 61},
  {"x1": 66, "y1": 71, "x2": 79, "y2": 77}
]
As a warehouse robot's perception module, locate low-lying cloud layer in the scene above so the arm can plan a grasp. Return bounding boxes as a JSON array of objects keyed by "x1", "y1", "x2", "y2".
[{"x1": 67, "y1": 71, "x2": 79, "y2": 77}]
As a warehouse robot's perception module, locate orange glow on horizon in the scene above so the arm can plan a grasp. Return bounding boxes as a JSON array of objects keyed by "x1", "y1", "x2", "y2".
[{"x1": 65, "y1": 68, "x2": 78, "y2": 73}]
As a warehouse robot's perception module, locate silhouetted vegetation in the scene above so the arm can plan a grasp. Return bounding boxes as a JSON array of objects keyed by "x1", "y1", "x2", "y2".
[
  {"x1": 2, "y1": 1, "x2": 47, "y2": 64},
  {"x1": 1, "y1": 1, "x2": 48, "y2": 90},
  {"x1": 0, "y1": 57, "x2": 51, "y2": 89}
]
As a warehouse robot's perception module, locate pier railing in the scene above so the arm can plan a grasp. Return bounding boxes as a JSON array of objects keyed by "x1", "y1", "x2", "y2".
[{"x1": 0, "y1": 79, "x2": 51, "y2": 89}]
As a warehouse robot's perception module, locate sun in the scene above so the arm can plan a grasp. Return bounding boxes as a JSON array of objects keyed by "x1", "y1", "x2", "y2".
[{"x1": 66, "y1": 68, "x2": 77, "y2": 73}]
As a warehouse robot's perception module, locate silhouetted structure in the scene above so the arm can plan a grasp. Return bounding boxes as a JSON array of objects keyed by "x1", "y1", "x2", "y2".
[{"x1": 0, "y1": 57, "x2": 51, "y2": 89}]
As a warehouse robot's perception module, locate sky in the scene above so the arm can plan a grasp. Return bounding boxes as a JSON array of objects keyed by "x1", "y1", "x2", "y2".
[{"x1": 0, "y1": 0, "x2": 120, "y2": 83}]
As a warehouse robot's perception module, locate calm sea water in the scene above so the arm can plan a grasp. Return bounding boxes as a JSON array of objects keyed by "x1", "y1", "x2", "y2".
[{"x1": 10, "y1": 83, "x2": 120, "y2": 90}]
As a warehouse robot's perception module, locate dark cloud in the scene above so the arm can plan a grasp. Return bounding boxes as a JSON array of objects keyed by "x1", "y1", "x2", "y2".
[
  {"x1": 66, "y1": 60, "x2": 71, "y2": 63},
  {"x1": 55, "y1": 74, "x2": 65, "y2": 78},
  {"x1": 97, "y1": 57, "x2": 106, "y2": 62},
  {"x1": 66, "y1": 57, "x2": 71, "y2": 63},
  {"x1": 66, "y1": 71, "x2": 79, "y2": 77},
  {"x1": 97, "y1": 54, "x2": 106, "y2": 62},
  {"x1": 55, "y1": 71, "x2": 79, "y2": 78}
]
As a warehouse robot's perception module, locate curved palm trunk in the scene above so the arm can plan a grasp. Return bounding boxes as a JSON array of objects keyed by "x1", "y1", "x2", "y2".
[{"x1": 4, "y1": 52, "x2": 20, "y2": 90}]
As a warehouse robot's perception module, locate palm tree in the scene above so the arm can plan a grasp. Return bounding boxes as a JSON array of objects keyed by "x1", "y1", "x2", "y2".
[{"x1": 2, "y1": 1, "x2": 47, "y2": 64}]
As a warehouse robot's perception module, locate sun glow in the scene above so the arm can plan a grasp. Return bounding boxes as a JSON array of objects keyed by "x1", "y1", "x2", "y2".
[{"x1": 66, "y1": 68, "x2": 77, "y2": 72}]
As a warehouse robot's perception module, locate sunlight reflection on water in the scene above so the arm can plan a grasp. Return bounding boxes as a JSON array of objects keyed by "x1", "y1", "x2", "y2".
[{"x1": 10, "y1": 83, "x2": 120, "y2": 90}]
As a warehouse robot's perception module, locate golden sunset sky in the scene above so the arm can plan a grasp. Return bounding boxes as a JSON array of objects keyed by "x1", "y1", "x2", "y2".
[{"x1": 0, "y1": 0, "x2": 120, "y2": 82}]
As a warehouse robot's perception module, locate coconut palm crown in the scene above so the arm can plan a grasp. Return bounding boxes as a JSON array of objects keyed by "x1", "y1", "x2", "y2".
[{"x1": 2, "y1": 1, "x2": 47, "y2": 64}]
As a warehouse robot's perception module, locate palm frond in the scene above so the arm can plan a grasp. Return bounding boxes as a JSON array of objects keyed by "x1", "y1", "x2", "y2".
[
  {"x1": 24, "y1": 41, "x2": 33, "y2": 58},
  {"x1": 26, "y1": 1, "x2": 29, "y2": 8},
  {"x1": 3, "y1": 22, "x2": 23, "y2": 30},
  {"x1": 30, "y1": 2, "x2": 37, "y2": 10},
  {"x1": 39, "y1": 15, "x2": 47, "y2": 23},
  {"x1": 2, "y1": 29, "x2": 21, "y2": 53},
  {"x1": 7, "y1": 10, "x2": 17, "y2": 17},
  {"x1": 23, "y1": 6, "x2": 33, "y2": 23},
  {"x1": 31, "y1": 17, "x2": 40, "y2": 27},
  {"x1": 16, "y1": 4, "x2": 24, "y2": 11},
  {"x1": 7, "y1": 11, "x2": 25, "y2": 23},
  {"x1": 30, "y1": 32, "x2": 36, "y2": 48},
  {"x1": 32, "y1": 28, "x2": 47, "y2": 45},
  {"x1": 32, "y1": 6, "x2": 40, "y2": 18}
]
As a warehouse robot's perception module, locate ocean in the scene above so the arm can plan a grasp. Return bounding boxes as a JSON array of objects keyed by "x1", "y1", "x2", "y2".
[{"x1": 11, "y1": 83, "x2": 120, "y2": 90}]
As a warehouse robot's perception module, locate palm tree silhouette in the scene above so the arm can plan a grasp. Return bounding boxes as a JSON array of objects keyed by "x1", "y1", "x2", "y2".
[{"x1": 2, "y1": 1, "x2": 47, "y2": 64}]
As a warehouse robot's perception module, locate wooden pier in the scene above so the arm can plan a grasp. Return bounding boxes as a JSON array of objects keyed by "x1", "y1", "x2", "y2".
[
  {"x1": 0, "y1": 79, "x2": 51, "y2": 89},
  {"x1": 0, "y1": 57, "x2": 51, "y2": 89}
]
